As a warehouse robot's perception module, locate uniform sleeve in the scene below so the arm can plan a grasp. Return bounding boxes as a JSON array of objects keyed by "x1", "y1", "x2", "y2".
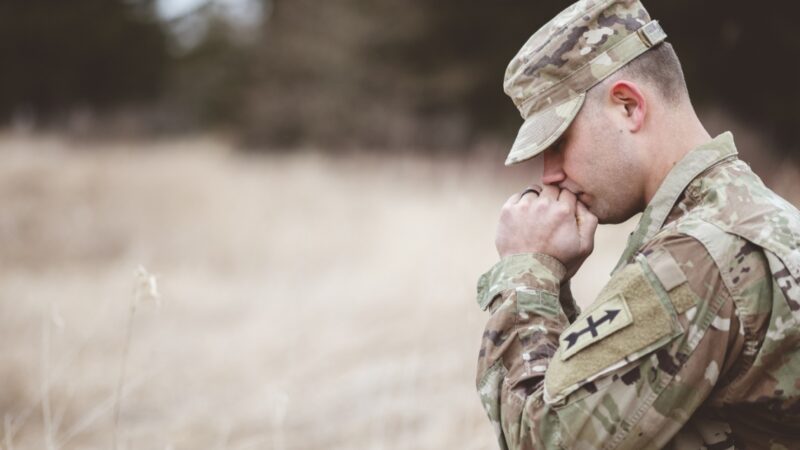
[
  {"x1": 475, "y1": 233, "x2": 752, "y2": 450},
  {"x1": 474, "y1": 252, "x2": 580, "y2": 450}
]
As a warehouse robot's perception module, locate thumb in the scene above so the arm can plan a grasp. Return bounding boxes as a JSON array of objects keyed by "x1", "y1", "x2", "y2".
[{"x1": 576, "y1": 201, "x2": 598, "y2": 252}]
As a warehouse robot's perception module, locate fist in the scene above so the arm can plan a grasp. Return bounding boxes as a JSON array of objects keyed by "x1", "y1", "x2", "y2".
[{"x1": 495, "y1": 185, "x2": 598, "y2": 279}]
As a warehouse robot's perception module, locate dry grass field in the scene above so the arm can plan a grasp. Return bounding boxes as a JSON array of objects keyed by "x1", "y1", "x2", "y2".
[{"x1": 0, "y1": 132, "x2": 796, "y2": 449}]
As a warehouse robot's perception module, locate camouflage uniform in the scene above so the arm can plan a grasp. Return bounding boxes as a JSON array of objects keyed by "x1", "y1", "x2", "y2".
[{"x1": 476, "y1": 1, "x2": 800, "y2": 449}]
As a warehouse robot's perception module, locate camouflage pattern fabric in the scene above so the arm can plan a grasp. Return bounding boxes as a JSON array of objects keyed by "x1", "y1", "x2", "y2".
[
  {"x1": 503, "y1": 0, "x2": 666, "y2": 166},
  {"x1": 475, "y1": 133, "x2": 800, "y2": 449}
]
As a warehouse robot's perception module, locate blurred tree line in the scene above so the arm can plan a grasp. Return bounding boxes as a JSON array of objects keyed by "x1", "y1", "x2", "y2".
[
  {"x1": 0, "y1": 0, "x2": 167, "y2": 124},
  {"x1": 1, "y1": 0, "x2": 798, "y2": 155}
]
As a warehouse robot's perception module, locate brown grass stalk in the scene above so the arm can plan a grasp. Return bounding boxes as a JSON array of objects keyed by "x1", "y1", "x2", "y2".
[{"x1": 40, "y1": 304, "x2": 56, "y2": 450}]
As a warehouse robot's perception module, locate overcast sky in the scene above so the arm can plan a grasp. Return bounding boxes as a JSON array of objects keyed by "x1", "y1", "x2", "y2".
[{"x1": 156, "y1": 0, "x2": 263, "y2": 24}]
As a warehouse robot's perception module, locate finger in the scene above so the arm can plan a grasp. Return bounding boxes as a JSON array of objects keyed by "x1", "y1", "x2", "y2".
[
  {"x1": 539, "y1": 184, "x2": 559, "y2": 201},
  {"x1": 557, "y1": 188, "x2": 577, "y2": 215},
  {"x1": 503, "y1": 192, "x2": 520, "y2": 209},
  {"x1": 576, "y1": 201, "x2": 599, "y2": 250}
]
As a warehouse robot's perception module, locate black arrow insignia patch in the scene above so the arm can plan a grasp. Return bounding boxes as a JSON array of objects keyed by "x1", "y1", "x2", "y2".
[{"x1": 560, "y1": 294, "x2": 633, "y2": 361}]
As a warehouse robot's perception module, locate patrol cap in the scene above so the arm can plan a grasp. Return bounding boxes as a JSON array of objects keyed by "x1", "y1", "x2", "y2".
[{"x1": 503, "y1": 0, "x2": 666, "y2": 165}]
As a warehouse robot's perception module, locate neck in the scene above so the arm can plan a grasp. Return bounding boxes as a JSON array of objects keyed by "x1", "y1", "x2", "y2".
[{"x1": 642, "y1": 103, "x2": 711, "y2": 204}]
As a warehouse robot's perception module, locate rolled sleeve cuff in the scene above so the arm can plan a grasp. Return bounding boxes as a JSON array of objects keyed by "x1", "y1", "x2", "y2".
[{"x1": 476, "y1": 253, "x2": 567, "y2": 311}]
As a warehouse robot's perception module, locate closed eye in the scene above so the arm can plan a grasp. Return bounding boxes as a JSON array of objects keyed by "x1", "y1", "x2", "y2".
[{"x1": 551, "y1": 137, "x2": 566, "y2": 153}]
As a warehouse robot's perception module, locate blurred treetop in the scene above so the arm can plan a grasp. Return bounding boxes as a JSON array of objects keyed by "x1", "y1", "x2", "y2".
[{"x1": 1, "y1": 0, "x2": 799, "y2": 155}]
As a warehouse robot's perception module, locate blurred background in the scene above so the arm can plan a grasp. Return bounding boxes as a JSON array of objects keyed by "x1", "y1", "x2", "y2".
[{"x1": 1, "y1": 1, "x2": 798, "y2": 449}]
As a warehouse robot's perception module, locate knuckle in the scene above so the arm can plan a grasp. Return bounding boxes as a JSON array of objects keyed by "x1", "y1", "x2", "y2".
[
  {"x1": 550, "y1": 203, "x2": 569, "y2": 218},
  {"x1": 533, "y1": 199, "x2": 549, "y2": 211},
  {"x1": 500, "y1": 203, "x2": 524, "y2": 221}
]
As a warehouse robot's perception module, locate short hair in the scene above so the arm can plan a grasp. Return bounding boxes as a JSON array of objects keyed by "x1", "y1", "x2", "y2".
[{"x1": 591, "y1": 42, "x2": 689, "y2": 104}]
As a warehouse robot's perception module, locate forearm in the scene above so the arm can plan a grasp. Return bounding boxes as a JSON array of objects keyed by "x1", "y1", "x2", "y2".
[{"x1": 475, "y1": 253, "x2": 571, "y2": 449}]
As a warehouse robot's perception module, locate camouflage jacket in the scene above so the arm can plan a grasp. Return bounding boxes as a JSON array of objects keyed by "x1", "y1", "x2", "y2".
[{"x1": 475, "y1": 133, "x2": 800, "y2": 449}]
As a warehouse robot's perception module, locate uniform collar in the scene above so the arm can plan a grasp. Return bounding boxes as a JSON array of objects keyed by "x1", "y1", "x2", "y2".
[{"x1": 612, "y1": 132, "x2": 738, "y2": 274}]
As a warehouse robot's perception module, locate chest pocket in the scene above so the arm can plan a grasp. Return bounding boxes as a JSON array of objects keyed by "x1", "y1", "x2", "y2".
[{"x1": 544, "y1": 254, "x2": 685, "y2": 405}]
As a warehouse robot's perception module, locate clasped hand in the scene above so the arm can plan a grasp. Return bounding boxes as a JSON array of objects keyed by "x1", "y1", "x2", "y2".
[{"x1": 495, "y1": 185, "x2": 598, "y2": 279}]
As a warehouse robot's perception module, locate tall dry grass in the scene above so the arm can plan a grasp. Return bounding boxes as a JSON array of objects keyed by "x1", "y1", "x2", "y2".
[{"x1": 0, "y1": 131, "x2": 796, "y2": 449}]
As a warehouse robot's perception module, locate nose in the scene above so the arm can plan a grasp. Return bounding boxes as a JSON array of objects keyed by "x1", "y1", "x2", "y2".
[{"x1": 542, "y1": 147, "x2": 566, "y2": 185}]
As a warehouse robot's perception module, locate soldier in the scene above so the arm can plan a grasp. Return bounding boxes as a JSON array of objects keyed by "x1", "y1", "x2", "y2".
[{"x1": 474, "y1": 1, "x2": 800, "y2": 449}]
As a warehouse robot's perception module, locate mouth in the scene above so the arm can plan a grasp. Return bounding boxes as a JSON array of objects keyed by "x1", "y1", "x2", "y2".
[{"x1": 557, "y1": 184, "x2": 590, "y2": 205}]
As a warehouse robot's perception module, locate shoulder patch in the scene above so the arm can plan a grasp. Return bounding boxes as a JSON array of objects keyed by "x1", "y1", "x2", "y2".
[
  {"x1": 560, "y1": 293, "x2": 632, "y2": 361},
  {"x1": 544, "y1": 258, "x2": 683, "y2": 404}
]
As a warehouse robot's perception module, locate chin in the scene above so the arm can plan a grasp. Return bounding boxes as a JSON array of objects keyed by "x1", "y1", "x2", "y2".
[
  {"x1": 598, "y1": 216, "x2": 628, "y2": 225},
  {"x1": 592, "y1": 203, "x2": 639, "y2": 225}
]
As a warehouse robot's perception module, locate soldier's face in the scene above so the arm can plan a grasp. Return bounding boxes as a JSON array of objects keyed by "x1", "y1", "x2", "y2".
[{"x1": 542, "y1": 102, "x2": 646, "y2": 224}]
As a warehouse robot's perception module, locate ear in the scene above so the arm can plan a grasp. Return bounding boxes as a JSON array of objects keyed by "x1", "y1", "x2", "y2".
[{"x1": 607, "y1": 80, "x2": 646, "y2": 132}]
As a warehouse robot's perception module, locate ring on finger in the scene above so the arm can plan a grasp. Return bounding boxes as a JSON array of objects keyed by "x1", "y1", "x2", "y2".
[{"x1": 519, "y1": 187, "x2": 541, "y2": 199}]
